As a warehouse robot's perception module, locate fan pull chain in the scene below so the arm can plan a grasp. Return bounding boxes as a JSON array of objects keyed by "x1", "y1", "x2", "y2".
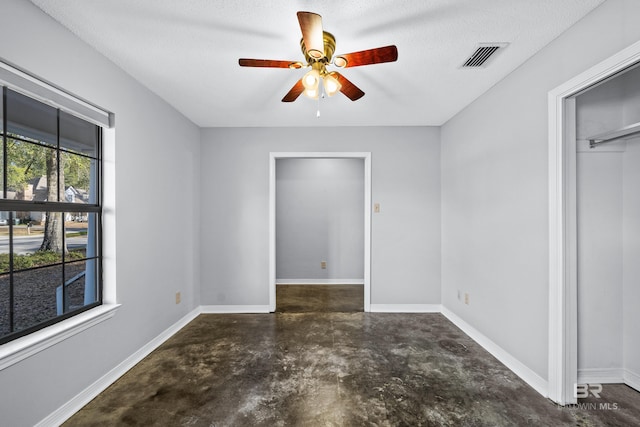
[{"x1": 317, "y1": 85, "x2": 324, "y2": 118}]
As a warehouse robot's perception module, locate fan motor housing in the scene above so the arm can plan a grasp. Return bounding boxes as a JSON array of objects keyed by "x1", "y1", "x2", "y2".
[{"x1": 301, "y1": 31, "x2": 336, "y2": 63}]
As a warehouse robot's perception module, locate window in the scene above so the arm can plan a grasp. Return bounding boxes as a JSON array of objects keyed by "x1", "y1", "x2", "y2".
[{"x1": 0, "y1": 87, "x2": 102, "y2": 345}]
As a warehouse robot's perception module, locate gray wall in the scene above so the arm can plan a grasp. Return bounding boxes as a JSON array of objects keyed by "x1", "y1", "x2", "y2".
[
  {"x1": 276, "y1": 158, "x2": 364, "y2": 281},
  {"x1": 441, "y1": 0, "x2": 640, "y2": 381},
  {"x1": 0, "y1": 1, "x2": 201, "y2": 425},
  {"x1": 575, "y1": 65, "x2": 640, "y2": 381},
  {"x1": 200, "y1": 127, "x2": 441, "y2": 306}
]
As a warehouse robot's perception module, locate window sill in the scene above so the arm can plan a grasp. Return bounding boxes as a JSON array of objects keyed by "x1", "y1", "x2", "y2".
[{"x1": 0, "y1": 304, "x2": 120, "y2": 371}]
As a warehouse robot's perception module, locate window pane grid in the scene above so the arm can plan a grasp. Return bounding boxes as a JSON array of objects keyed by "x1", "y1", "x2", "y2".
[
  {"x1": 0, "y1": 86, "x2": 102, "y2": 345},
  {"x1": 0, "y1": 210, "x2": 101, "y2": 342},
  {"x1": 2, "y1": 256, "x2": 100, "y2": 274},
  {"x1": 4, "y1": 133, "x2": 98, "y2": 160},
  {"x1": 3, "y1": 139, "x2": 99, "y2": 204},
  {"x1": 60, "y1": 147, "x2": 98, "y2": 161}
]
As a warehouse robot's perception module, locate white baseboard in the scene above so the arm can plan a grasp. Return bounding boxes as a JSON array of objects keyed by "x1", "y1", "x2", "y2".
[
  {"x1": 38, "y1": 303, "x2": 557, "y2": 425},
  {"x1": 200, "y1": 305, "x2": 271, "y2": 313},
  {"x1": 577, "y1": 368, "x2": 640, "y2": 392},
  {"x1": 441, "y1": 306, "x2": 548, "y2": 398},
  {"x1": 370, "y1": 304, "x2": 442, "y2": 313},
  {"x1": 625, "y1": 369, "x2": 640, "y2": 392},
  {"x1": 276, "y1": 279, "x2": 364, "y2": 285},
  {"x1": 36, "y1": 307, "x2": 202, "y2": 427},
  {"x1": 578, "y1": 368, "x2": 625, "y2": 384}
]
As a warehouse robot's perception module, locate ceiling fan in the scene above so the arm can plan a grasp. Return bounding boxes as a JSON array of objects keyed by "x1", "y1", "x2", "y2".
[{"x1": 239, "y1": 11, "x2": 398, "y2": 102}]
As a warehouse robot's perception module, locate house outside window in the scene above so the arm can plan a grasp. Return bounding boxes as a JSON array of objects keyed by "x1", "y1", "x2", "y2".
[{"x1": 0, "y1": 87, "x2": 102, "y2": 345}]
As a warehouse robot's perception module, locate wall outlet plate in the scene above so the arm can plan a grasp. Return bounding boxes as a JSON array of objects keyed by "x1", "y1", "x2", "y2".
[{"x1": 175, "y1": 292, "x2": 181, "y2": 304}]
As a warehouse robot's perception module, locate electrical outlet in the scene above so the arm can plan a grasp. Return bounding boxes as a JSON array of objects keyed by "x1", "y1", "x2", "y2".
[
  {"x1": 175, "y1": 292, "x2": 181, "y2": 304},
  {"x1": 374, "y1": 203, "x2": 380, "y2": 213},
  {"x1": 464, "y1": 293, "x2": 469, "y2": 305},
  {"x1": 321, "y1": 261, "x2": 327, "y2": 269}
]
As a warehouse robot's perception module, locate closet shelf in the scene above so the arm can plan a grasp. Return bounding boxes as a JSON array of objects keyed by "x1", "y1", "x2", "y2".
[{"x1": 588, "y1": 121, "x2": 640, "y2": 148}]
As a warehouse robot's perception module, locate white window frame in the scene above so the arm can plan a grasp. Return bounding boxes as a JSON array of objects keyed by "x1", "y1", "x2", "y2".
[{"x1": 0, "y1": 59, "x2": 118, "y2": 371}]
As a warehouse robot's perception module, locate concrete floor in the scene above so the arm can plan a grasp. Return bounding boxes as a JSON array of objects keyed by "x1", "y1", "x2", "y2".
[
  {"x1": 276, "y1": 284, "x2": 364, "y2": 313},
  {"x1": 64, "y1": 287, "x2": 640, "y2": 426}
]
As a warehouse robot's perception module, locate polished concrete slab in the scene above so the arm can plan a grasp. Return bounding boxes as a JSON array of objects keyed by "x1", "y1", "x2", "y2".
[
  {"x1": 276, "y1": 285, "x2": 364, "y2": 313},
  {"x1": 64, "y1": 312, "x2": 640, "y2": 426}
]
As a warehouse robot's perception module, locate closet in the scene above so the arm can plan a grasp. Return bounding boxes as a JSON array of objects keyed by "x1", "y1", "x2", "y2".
[{"x1": 574, "y1": 64, "x2": 640, "y2": 391}]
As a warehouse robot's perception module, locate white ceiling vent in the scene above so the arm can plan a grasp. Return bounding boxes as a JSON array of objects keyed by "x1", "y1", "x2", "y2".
[{"x1": 462, "y1": 43, "x2": 509, "y2": 68}]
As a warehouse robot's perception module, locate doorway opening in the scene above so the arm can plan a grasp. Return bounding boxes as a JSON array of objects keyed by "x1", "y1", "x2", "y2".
[
  {"x1": 269, "y1": 152, "x2": 371, "y2": 313},
  {"x1": 572, "y1": 63, "x2": 640, "y2": 401},
  {"x1": 549, "y1": 40, "x2": 640, "y2": 405}
]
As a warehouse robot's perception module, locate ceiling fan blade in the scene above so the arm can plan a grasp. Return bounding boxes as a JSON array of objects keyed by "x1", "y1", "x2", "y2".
[
  {"x1": 282, "y1": 79, "x2": 305, "y2": 102},
  {"x1": 297, "y1": 11, "x2": 324, "y2": 60},
  {"x1": 239, "y1": 58, "x2": 302, "y2": 69},
  {"x1": 333, "y1": 72, "x2": 365, "y2": 101},
  {"x1": 334, "y1": 45, "x2": 398, "y2": 68}
]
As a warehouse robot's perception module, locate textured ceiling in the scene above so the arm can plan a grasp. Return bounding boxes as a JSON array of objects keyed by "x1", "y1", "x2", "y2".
[{"x1": 30, "y1": 0, "x2": 605, "y2": 127}]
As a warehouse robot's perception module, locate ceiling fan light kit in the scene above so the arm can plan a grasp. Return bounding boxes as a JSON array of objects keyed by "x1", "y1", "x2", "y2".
[
  {"x1": 239, "y1": 11, "x2": 398, "y2": 105},
  {"x1": 323, "y1": 72, "x2": 342, "y2": 97}
]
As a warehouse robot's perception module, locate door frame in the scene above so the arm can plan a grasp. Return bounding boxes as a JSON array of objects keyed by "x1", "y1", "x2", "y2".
[
  {"x1": 548, "y1": 39, "x2": 640, "y2": 405},
  {"x1": 269, "y1": 152, "x2": 372, "y2": 312}
]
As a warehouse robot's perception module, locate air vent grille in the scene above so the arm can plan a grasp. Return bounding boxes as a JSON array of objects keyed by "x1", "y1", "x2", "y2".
[{"x1": 462, "y1": 43, "x2": 508, "y2": 68}]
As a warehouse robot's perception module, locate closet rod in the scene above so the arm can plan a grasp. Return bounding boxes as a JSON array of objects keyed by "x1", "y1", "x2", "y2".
[{"x1": 588, "y1": 121, "x2": 640, "y2": 148}]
